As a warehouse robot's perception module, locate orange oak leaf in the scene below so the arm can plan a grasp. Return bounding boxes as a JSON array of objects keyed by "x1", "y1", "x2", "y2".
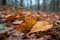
[
  {"x1": 24, "y1": 17, "x2": 37, "y2": 26},
  {"x1": 15, "y1": 22, "x2": 32, "y2": 32}
]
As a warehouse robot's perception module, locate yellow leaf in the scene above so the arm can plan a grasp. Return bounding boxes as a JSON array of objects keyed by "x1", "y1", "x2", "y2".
[{"x1": 30, "y1": 21, "x2": 53, "y2": 33}]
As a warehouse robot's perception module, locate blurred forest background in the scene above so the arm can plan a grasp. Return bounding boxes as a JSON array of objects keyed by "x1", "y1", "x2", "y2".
[{"x1": 0, "y1": 0, "x2": 60, "y2": 12}]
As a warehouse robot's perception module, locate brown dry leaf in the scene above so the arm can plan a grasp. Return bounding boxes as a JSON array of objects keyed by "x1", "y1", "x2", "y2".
[
  {"x1": 15, "y1": 22, "x2": 32, "y2": 32},
  {"x1": 0, "y1": 14, "x2": 6, "y2": 18},
  {"x1": 25, "y1": 11, "x2": 32, "y2": 17},
  {"x1": 16, "y1": 12, "x2": 24, "y2": 20},
  {"x1": 15, "y1": 10, "x2": 24, "y2": 20},
  {"x1": 5, "y1": 15, "x2": 16, "y2": 21},
  {"x1": 47, "y1": 31, "x2": 57, "y2": 35},
  {"x1": 16, "y1": 15, "x2": 24, "y2": 20},
  {"x1": 30, "y1": 21, "x2": 53, "y2": 33}
]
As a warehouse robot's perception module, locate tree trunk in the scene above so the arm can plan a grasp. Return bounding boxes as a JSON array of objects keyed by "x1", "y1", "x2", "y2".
[
  {"x1": 30, "y1": 0, "x2": 32, "y2": 9},
  {"x1": 43, "y1": 0, "x2": 46, "y2": 11},
  {"x1": 57, "y1": 0, "x2": 59, "y2": 12},
  {"x1": 15, "y1": 0, "x2": 17, "y2": 6},
  {"x1": 38, "y1": 0, "x2": 40, "y2": 10},
  {"x1": 49, "y1": 0, "x2": 55, "y2": 12},
  {"x1": 2, "y1": 0, "x2": 6, "y2": 5}
]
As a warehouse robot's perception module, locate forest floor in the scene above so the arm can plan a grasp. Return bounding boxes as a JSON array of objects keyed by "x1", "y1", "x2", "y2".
[{"x1": 0, "y1": 6, "x2": 60, "y2": 40}]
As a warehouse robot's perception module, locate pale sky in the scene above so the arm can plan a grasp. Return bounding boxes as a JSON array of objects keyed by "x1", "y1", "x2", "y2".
[
  {"x1": 6, "y1": 0, "x2": 51, "y2": 6},
  {"x1": 23, "y1": 0, "x2": 43, "y2": 7}
]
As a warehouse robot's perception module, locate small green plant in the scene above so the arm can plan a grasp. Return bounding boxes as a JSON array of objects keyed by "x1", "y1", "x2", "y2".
[{"x1": 20, "y1": 0, "x2": 23, "y2": 7}]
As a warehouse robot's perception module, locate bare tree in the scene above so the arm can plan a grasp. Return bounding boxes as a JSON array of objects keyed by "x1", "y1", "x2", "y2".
[
  {"x1": 30, "y1": 0, "x2": 32, "y2": 9},
  {"x1": 37, "y1": 0, "x2": 40, "y2": 10},
  {"x1": 15, "y1": 0, "x2": 17, "y2": 6},
  {"x1": 2, "y1": 0, "x2": 6, "y2": 5},
  {"x1": 43, "y1": 0, "x2": 46, "y2": 11}
]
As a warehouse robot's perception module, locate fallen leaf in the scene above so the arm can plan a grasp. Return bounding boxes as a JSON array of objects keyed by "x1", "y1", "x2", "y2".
[
  {"x1": 25, "y1": 17, "x2": 37, "y2": 26},
  {"x1": 30, "y1": 21, "x2": 53, "y2": 33},
  {"x1": 15, "y1": 22, "x2": 32, "y2": 32},
  {"x1": 25, "y1": 11, "x2": 32, "y2": 17},
  {"x1": 12, "y1": 20, "x2": 23, "y2": 25},
  {"x1": 5, "y1": 15, "x2": 16, "y2": 21},
  {"x1": 15, "y1": 18, "x2": 37, "y2": 32}
]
